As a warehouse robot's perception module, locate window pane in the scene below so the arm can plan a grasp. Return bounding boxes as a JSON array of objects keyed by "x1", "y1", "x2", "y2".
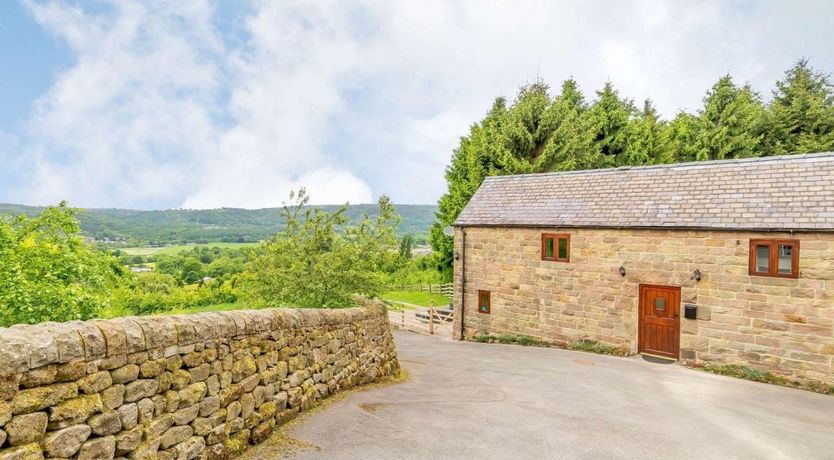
[
  {"x1": 558, "y1": 238, "x2": 568, "y2": 259},
  {"x1": 778, "y1": 245, "x2": 793, "y2": 274},
  {"x1": 755, "y1": 245, "x2": 770, "y2": 273},
  {"x1": 545, "y1": 238, "x2": 554, "y2": 258}
]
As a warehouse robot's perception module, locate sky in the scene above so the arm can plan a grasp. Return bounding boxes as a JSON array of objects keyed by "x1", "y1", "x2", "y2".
[{"x1": 1, "y1": 0, "x2": 833, "y2": 210}]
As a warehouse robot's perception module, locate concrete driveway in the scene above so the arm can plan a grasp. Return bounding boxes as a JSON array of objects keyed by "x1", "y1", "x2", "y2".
[{"x1": 257, "y1": 330, "x2": 834, "y2": 459}]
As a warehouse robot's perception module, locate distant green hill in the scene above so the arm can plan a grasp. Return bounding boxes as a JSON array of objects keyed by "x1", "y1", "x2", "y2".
[{"x1": 0, "y1": 203, "x2": 438, "y2": 246}]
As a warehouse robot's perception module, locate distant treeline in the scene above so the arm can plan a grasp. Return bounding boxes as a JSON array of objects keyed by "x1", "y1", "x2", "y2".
[
  {"x1": 430, "y1": 59, "x2": 834, "y2": 280},
  {"x1": 0, "y1": 203, "x2": 438, "y2": 246}
]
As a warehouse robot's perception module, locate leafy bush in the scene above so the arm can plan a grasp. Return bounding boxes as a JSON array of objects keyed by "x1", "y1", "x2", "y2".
[
  {"x1": 113, "y1": 273, "x2": 240, "y2": 316},
  {"x1": 0, "y1": 203, "x2": 124, "y2": 326},
  {"x1": 244, "y1": 189, "x2": 400, "y2": 308}
]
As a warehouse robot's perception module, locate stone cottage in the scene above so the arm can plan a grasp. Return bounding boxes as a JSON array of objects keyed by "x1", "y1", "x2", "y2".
[{"x1": 452, "y1": 152, "x2": 834, "y2": 385}]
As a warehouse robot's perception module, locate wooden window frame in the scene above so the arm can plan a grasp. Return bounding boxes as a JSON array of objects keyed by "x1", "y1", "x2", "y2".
[
  {"x1": 748, "y1": 239, "x2": 799, "y2": 279},
  {"x1": 477, "y1": 290, "x2": 491, "y2": 314},
  {"x1": 541, "y1": 233, "x2": 570, "y2": 262}
]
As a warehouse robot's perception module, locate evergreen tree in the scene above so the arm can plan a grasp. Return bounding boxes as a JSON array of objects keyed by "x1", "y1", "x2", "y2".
[
  {"x1": 761, "y1": 59, "x2": 834, "y2": 155},
  {"x1": 429, "y1": 80, "x2": 600, "y2": 280},
  {"x1": 588, "y1": 82, "x2": 636, "y2": 165},
  {"x1": 663, "y1": 112, "x2": 700, "y2": 162},
  {"x1": 429, "y1": 98, "x2": 511, "y2": 280},
  {"x1": 430, "y1": 61, "x2": 834, "y2": 280},
  {"x1": 532, "y1": 79, "x2": 600, "y2": 171},
  {"x1": 695, "y1": 75, "x2": 764, "y2": 160},
  {"x1": 624, "y1": 99, "x2": 670, "y2": 165}
]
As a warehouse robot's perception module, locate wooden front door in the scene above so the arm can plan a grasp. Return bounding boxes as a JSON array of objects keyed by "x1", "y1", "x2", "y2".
[{"x1": 638, "y1": 285, "x2": 680, "y2": 359}]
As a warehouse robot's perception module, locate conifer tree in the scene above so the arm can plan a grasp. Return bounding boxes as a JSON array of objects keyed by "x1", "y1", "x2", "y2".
[
  {"x1": 588, "y1": 82, "x2": 636, "y2": 165},
  {"x1": 623, "y1": 99, "x2": 670, "y2": 165},
  {"x1": 532, "y1": 79, "x2": 600, "y2": 171},
  {"x1": 761, "y1": 59, "x2": 834, "y2": 155},
  {"x1": 663, "y1": 112, "x2": 700, "y2": 162},
  {"x1": 695, "y1": 75, "x2": 764, "y2": 160}
]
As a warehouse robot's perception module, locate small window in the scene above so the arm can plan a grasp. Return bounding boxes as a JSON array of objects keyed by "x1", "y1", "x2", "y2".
[
  {"x1": 477, "y1": 290, "x2": 490, "y2": 314},
  {"x1": 749, "y1": 239, "x2": 799, "y2": 278},
  {"x1": 542, "y1": 233, "x2": 570, "y2": 262}
]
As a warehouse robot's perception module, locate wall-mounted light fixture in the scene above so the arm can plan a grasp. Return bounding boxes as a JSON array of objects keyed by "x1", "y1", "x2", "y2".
[
  {"x1": 693, "y1": 269, "x2": 702, "y2": 281},
  {"x1": 454, "y1": 251, "x2": 460, "y2": 261},
  {"x1": 618, "y1": 265, "x2": 626, "y2": 277}
]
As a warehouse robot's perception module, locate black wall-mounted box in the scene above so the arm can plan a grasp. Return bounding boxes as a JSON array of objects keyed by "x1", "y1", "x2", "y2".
[{"x1": 684, "y1": 304, "x2": 697, "y2": 320}]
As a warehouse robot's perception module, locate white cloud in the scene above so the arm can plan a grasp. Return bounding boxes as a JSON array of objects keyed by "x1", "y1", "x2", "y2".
[{"x1": 5, "y1": 0, "x2": 834, "y2": 208}]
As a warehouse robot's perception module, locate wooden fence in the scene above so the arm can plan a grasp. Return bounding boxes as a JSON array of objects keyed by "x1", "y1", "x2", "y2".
[
  {"x1": 387, "y1": 283, "x2": 453, "y2": 298},
  {"x1": 388, "y1": 305, "x2": 454, "y2": 338}
]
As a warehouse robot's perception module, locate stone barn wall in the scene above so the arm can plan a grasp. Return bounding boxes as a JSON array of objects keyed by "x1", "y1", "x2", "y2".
[
  {"x1": 0, "y1": 301, "x2": 398, "y2": 459},
  {"x1": 453, "y1": 226, "x2": 834, "y2": 386}
]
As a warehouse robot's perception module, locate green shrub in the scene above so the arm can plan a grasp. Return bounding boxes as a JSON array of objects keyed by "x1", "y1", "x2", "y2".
[{"x1": 0, "y1": 203, "x2": 124, "y2": 326}]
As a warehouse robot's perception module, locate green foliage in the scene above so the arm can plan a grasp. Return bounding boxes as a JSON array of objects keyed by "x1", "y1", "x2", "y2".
[
  {"x1": 588, "y1": 82, "x2": 635, "y2": 165},
  {"x1": 384, "y1": 254, "x2": 444, "y2": 286},
  {"x1": 567, "y1": 339, "x2": 626, "y2": 356},
  {"x1": 431, "y1": 59, "x2": 834, "y2": 278},
  {"x1": 0, "y1": 203, "x2": 124, "y2": 326},
  {"x1": 761, "y1": 59, "x2": 834, "y2": 156},
  {"x1": 244, "y1": 189, "x2": 400, "y2": 308},
  {"x1": 112, "y1": 273, "x2": 240, "y2": 316},
  {"x1": 695, "y1": 75, "x2": 764, "y2": 160},
  {"x1": 398, "y1": 234, "x2": 415, "y2": 259}
]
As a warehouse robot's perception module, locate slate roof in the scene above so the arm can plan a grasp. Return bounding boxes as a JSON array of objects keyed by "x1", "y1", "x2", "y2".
[{"x1": 454, "y1": 152, "x2": 834, "y2": 231}]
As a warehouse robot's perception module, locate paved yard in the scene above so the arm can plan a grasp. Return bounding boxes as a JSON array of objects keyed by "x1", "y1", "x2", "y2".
[{"x1": 256, "y1": 330, "x2": 834, "y2": 459}]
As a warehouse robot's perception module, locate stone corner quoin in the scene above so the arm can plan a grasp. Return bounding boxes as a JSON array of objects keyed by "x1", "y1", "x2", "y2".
[{"x1": 0, "y1": 300, "x2": 399, "y2": 460}]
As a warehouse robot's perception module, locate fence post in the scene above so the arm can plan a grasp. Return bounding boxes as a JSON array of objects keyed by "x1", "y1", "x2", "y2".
[
  {"x1": 429, "y1": 301, "x2": 435, "y2": 335},
  {"x1": 401, "y1": 309, "x2": 405, "y2": 329}
]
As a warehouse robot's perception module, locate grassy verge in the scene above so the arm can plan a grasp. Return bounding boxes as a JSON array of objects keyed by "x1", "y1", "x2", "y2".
[
  {"x1": 568, "y1": 339, "x2": 628, "y2": 356},
  {"x1": 696, "y1": 362, "x2": 834, "y2": 395},
  {"x1": 472, "y1": 332, "x2": 551, "y2": 347},
  {"x1": 471, "y1": 332, "x2": 630, "y2": 357},
  {"x1": 380, "y1": 290, "x2": 451, "y2": 308}
]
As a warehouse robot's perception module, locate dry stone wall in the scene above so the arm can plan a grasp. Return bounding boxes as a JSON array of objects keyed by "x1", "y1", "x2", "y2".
[{"x1": 0, "y1": 301, "x2": 398, "y2": 459}]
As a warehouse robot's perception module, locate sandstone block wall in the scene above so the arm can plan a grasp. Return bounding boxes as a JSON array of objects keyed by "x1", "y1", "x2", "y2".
[
  {"x1": 453, "y1": 226, "x2": 834, "y2": 385},
  {"x1": 0, "y1": 301, "x2": 398, "y2": 459}
]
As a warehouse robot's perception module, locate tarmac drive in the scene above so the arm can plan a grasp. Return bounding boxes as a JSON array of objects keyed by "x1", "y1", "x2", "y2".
[{"x1": 255, "y1": 330, "x2": 834, "y2": 459}]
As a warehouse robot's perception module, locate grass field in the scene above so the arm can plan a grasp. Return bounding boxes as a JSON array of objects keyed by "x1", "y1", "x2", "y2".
[
  {"x1": 381, "y1": 290, "x2": 451, "y2": 308},
  {"x1": 122, "y1": 242, "x2": 260, "y2": 256}
]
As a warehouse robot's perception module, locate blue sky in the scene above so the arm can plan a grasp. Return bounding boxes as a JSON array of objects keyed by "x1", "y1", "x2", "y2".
[{"x1": 1, "y1": 1, "x2": 833, "y2": 209}]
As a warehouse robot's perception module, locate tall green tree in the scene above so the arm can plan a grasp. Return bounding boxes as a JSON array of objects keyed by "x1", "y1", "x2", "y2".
[
  {"x1": 761, "y1": 59, "x2": 834, "y2": 155},
  {"x1": 429, "y1": 80, "x2": 602, "y2": 280},
  {"x1": 695, "y1": 75, "x2": 764, "y2": 160},
  {"x1": 431, "y1": 61, "x2": 834, "y2": 280},
  {"x1": 531, "y1": 79, "x2": 601, "y2": 171},
  {"x1": 0, "y1": 203, "x2": 123, "y2": 326},
  {"x1": 244, "y1": 189, "x2": 400, "y2": 308},
  {"x1": 624, "y1": 99, "x2": 670, "y2": 165},
  {"x1": 663, "y1": 112, "x2": 700, "y2": 162},
  {"x1": 587, "y1": 82, "x2": 636, "y2": 165}
]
